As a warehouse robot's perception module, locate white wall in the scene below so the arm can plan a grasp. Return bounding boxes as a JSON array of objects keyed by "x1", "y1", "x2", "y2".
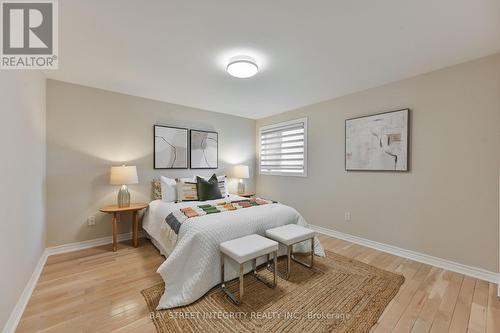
[
  {"x1": 46, "y1": 80, "x2": 256, "y2": 247},
  {"x1": 0, "y1": 71, "x2": 46, "y2": 329},
  {"x1": 257, "y1": 54, "x2": 500, "y2": 272}
]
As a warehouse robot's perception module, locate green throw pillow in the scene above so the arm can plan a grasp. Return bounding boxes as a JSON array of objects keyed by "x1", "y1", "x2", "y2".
[{"x1": 196, "y1": 174, "x2": 223, "y2": 201}]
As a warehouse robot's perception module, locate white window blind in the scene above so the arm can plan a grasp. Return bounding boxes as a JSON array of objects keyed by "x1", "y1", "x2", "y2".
[{"x1": 259, "y1": 117, "x2": 307, "y2": 176}]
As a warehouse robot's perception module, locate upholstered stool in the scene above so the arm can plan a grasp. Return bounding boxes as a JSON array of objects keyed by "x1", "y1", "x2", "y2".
[
  {"x1": 220, "y1": 234, "x2": 278, "y2": 305},
  {"x1": 265, "y1": 224, "x2": 315, "y2": 279}
]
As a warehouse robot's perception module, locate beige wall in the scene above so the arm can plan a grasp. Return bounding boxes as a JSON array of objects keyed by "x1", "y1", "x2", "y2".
[
  {"x1": 256, "y1": 54, "x2": 500, "y2": 272},
  {"x1": 46, "y1": 80, "x2": 256, "y2": 247},
  {"x1": 0, "y1": 72, "x2": 46, "y2": 328}
]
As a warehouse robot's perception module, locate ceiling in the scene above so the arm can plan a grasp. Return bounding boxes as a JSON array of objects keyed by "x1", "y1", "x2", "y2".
[{"x1": 45, "y1": 0, "x2": 500, "y2": 119}]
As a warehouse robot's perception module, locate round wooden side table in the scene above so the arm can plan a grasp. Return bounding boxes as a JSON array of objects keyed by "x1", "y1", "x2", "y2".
[{"x1": 99, "y1": 203, "x2": 149, "y2": 251}]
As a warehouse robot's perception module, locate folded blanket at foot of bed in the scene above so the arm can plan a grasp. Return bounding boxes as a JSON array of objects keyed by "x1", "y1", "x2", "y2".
[{"x1": 164, "y1": 198, "x2": 276, "y2": 234}]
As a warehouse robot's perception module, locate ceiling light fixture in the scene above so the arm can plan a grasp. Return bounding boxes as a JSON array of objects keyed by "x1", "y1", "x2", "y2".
[{"x1": 226, "y1": 55, "x2": 258, "y2": 78}]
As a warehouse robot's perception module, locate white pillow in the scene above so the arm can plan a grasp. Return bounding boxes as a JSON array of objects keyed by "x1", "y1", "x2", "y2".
[{"x1": 160, "y1": 176, "x2": 177, "y2": 202}]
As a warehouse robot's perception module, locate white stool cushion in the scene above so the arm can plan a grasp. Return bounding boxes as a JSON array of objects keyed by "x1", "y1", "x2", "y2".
[
  {"x1": 265, "y1": 224, "x2": 315, "y2": 246},
  {"x1": 220, "y1": 234, "x2": 278, "y2": 264}
]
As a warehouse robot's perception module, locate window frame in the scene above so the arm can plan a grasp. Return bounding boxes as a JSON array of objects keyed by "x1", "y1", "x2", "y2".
[{"x1": 259, "y1": 117, "x2": 308, "y2": 177}]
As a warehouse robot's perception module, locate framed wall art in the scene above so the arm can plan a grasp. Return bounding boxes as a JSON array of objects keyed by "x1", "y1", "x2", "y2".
[
  {"x1": 190, "y1": 129, "x2": 218, "y2": 169},
  {"x1": 345, "y1": 109, "x2": 409, "y2": 171},
  {"x1": 154, "y1": 125, "x2": 189, "y2": 169}
]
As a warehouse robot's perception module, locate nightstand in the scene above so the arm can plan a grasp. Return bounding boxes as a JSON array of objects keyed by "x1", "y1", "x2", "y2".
[
  {"x1": 232, "y1": 192, "x2": 256, "y2": 198},
  {"x1": 99, "y1": 203, "x2": 148, "y2": 251}
]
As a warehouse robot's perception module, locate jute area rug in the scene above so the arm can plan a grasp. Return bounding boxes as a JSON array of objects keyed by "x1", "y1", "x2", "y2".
[{"x1": 142, "y1": 250, "x2": 404, "y2": 333}]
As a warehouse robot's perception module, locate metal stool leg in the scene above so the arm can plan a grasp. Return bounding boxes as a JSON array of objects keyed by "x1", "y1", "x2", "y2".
[
  {"x1": 286, "y1": 245, "x2": 292, "y2": 279},
  {"x1": 220, "y1": 253, "x2": 241, "y2": 305},
  {"x1": 291, "y1": 237, "x2": 315, "y2": 268},
  {"x1": 273, "y1": 251, "x2": 278, "y2": 286},
  {"x1": 239, "y1": 264, "x2": 244, "y2": 299},
  {"x1": 220, "y1": 252, "x2": 225, "y2": 287},
  {"x1": 253, "y1": 256, "x2": 277, "y2": 288},
  {"x1": 311, "y1": 237, "x2": 314, "y2": 267},
  {"x1": 221, "y1": 252, "x2": 278, "y2": 305}
]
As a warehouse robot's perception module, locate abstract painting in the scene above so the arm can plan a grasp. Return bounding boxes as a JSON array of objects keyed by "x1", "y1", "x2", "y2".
[
  {"x1": 345, "y1": 109, "x2": 409, "y2": 171},
  {"x1": 154, "y1": 125, "x2": 188, "y2": 169},
  {"x1": 190, "y1": 130, "x2": 218, "y2": 169}
]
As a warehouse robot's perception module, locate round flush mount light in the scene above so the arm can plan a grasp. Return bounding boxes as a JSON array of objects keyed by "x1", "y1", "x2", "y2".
[{"x1": 226, "y1": 55, "x2": 258, "y2": 78}]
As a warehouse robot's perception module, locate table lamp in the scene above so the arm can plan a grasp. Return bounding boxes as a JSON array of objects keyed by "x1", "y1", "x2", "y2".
[
  {"x1": 110, "y1": 165, "x2": 138, "y2": 207},
  {"x1": 233, "y1": 164, "x2": 249, "y2": 193}
]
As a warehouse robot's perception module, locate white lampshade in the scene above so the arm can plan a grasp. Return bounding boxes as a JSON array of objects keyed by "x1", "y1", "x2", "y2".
[
  {"x1": 233, "y1": 165, "x2": 249, "y2": 179},
  {"x1": 110, "y1": 165, "x2": 139, "y2": 185}
]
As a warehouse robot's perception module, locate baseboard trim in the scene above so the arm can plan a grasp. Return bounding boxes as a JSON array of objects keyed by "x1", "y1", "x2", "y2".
[
  {"x1": 3, "y1": 231, "x2": 143, "y2": 333},
  {"x1": 2, "y1": 250, "x2": 47, "y2": 333},
  {"x1": 310, "y1": 224, "x2": 499, "y2": 284},
  {"x1": 45, "y1": 231, "x2": 142, "y2": 256}
]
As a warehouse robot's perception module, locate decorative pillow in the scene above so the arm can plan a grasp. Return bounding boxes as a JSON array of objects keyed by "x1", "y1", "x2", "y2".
[
  {"x1": 216, "y1": 175, "x2": 228, "y2": 197},
  {"x1": 160, "y1": 176, "x2": 177, "y2": 202},
  {"x1": 176, "y1": 179, "x2": 199, "y2": 202},
  {"x1": 198, "y1": 175, "x2": 228, "y2": 197},
  {"x1": 196, "y1": 174, "x2": 223, "y2": 201},
  {"x1": 152, "y1": 178, "x2": 162, "y2": 201}
]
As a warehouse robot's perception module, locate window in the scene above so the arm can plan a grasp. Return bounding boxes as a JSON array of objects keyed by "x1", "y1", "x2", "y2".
[{"x1": 259, "y1": 117, "x2": 307, "y2": 176}]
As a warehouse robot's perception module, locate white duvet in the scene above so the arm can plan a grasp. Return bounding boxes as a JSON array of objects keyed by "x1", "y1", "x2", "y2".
[{"x1": 142, "y1": 195, "x2": 325, "y2": 309}]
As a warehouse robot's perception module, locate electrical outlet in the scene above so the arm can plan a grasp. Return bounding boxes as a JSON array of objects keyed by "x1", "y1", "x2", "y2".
[
  {"x1": 87, "y1": 216, "x2": 96, "y2": 226},
  {"x1": 344, "y1": 212, "x2": 351, "y2": 221}
]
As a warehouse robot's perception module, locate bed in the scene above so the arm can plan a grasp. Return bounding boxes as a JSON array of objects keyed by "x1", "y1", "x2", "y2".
[{"x1": 142, "y1": 193, "x2": 325, "y2": 309}]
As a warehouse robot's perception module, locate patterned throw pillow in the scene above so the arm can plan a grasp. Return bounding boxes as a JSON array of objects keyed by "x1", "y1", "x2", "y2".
[
  {"x1": 152, "y1": 178, "x2": 162, "y2": 201},
  {"x1": 216, "y1": 176, "x2": 228, "y2": 197},
  {"x1": 176, "y1": 179, "x2": 199, "y2": 202}
]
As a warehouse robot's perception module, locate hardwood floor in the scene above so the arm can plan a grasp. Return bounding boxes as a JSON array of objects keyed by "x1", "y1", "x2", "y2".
[
  {"x1": 16, "y1": 236, "x2": 500, "y2": 333},
  {"x1": 17, "y1": 240, "x2": 162, "y2": 333}
]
